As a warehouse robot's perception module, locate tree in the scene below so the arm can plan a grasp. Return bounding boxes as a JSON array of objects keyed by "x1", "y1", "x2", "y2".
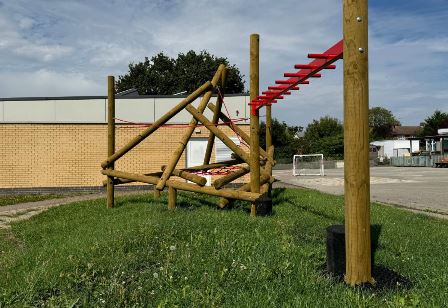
[
  {"x1": 116, "y1": 50, "x2": 245, "y2": 95},
  {"x1": 301, "y1": 116, "x2": 344, "y2": 159},
  {"x1": 369, "y1": 107, "x2": 401, "y2": 140},
  {"x1": 420, "y1": 110, "x2": 448, "y2": 136},
  {"x1": 259, "y1": 118, "x2": 303, "y2": 162}
]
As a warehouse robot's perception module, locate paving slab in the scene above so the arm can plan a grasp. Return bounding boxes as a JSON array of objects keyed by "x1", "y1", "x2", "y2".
[{"x1": 274, "y1": 167, "x2": 448, "y2": 215}]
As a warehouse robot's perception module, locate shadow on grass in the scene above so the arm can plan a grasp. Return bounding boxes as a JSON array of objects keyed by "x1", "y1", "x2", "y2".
[
  {"x1": 321, "y1": 224, "x2": 413, "y2": 292},
  {"x1": 321, "y1": 264, "x2": 413, "y2": 292}
]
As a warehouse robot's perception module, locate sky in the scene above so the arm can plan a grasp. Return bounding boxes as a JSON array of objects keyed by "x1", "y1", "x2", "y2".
[{"x1": 0, "y1": 0, "x2": 447, "y2": 127}]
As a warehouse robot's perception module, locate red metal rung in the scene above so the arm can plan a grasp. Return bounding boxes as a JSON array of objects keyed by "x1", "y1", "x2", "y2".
[
  {"x1": 262, "y1": 91, "x2": 292, "y2": 95},
  {"x1": 275, "y1": 80, "x2": 295, "y2": 84},
  {"x1": 284, "y1": 73, "x2": 321, "y2": 78},
  {"x1": 294, "y1": 64, "x2": 336, "y2": 69},
  {"x1": 269, "y1": 86, "x2": 300, "y2": 90},
  {"x1": 308, "y1": 53, "x2": 339, "y2": 59},
  {"x1": 258, "y1": 95, "x2": 284, "y2": 100}
]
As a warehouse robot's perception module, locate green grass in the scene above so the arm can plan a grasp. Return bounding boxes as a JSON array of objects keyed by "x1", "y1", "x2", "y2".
[
  {"x1": 0, "y1": 188, "x2": 447, "y2": 307},
  {"x1": 0, "y1": 194, "x2": 69, "y2": 207}
]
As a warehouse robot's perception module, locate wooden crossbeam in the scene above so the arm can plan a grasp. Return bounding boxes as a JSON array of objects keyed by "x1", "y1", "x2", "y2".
[{"x1": 101, "y1": 169, "x2": 261, "y2": 202}]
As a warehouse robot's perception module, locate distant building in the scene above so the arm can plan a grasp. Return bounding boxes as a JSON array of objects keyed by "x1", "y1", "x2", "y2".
[
  {"x1": 391, "y1": 125, "x2": 422, "y2": 140},
  {"x1": 0, "y1": 94, "x2": 250, "y2": 191}
]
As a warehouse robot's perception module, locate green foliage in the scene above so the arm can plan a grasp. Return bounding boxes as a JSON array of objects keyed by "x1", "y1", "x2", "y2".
[
  {"x1": 116, "y1": 51, "x2": 245, "y2": 95},
  {"x1": 301, "y1": 116, "x2": 344, "y2": 159},
  {"x1": 369, "y1": 107, "x2": 401, "y2": 140},
  {"x1": 259, "y1": 118, "x2": 302, "y2": 162},
  {"x1": 420, "y1": 110, "x2": 448, "y2": 136},
  {"x1": 1, "y1": 189, "x2": 448, "y2": 306}
]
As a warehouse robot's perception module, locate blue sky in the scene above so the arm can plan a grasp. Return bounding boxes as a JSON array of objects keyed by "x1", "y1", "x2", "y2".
[{"x1": 0, "y1": 0, "x2": 447, "y2": 126}]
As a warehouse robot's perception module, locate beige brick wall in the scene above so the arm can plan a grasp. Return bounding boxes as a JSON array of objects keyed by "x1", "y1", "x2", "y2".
[{"x1": 0, "y1": 124, "x2": 250, "y2": 188}]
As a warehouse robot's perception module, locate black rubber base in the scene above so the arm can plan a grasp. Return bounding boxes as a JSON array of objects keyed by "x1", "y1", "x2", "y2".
[
  {"x1": 255, "y1": 195, "x2": 273, "y2": 216},
  {"x1": 326, "y1": 224, "x2": 346, "y2": 276}
]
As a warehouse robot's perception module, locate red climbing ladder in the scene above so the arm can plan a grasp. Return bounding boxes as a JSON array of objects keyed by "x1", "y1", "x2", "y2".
[{"x1": 250, "y1": 40, "x2": 343, "y2": 114}]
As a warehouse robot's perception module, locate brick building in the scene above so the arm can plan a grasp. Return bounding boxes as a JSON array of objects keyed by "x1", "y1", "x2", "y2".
[{"x1": 0, "y1": 95, "x2": 250, "y2": 192}]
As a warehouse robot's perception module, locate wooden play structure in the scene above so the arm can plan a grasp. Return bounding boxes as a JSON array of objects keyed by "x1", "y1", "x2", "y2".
[{"x1": 102, "y1": 0, "x2": 372, "y2": 286}]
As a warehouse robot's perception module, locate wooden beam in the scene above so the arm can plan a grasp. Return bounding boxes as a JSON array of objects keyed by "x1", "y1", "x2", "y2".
[
  {"x1": 185, "y1": 104, "x2": 251, "y2": 164},
  {"x1": 218, "y1": 173, "x2": 273, "y2": 208},
  {"x1": 161, "y1": 166, "x2": 207, "y2": 186},
  {"x1": 261, "y1": 145, "x2": 274, "y2": 195},
  {"x1": 106, "y1": 76, "x2": 115, "y2": 208},
  {"x1": 203, "y1": 67, "x2": 228, "y2": 165},
  {"x1": 101, "y1": 81, "x2": 212, "y2": 169},
  {"x1": 207, "y1": 103, "x2": 272, "y2": 163},
  {"x1": 213, "y1": 165, "x2": 250, "y2": 189},
  {"x1": 250, "y1": 33, "x2": 261, "y2": 217},
  {"x1": 343, "y1": 0, "x2": 372, "y2": 285},
  {"x1": 168, "y1": 186, "x2": 177, "y2": 209},
  {"x1": 101, "y1": 169, "x2": 261, "y2": 202},
  {"x1": 156, "y1": 65, "x2": 225, "y2": 190}
]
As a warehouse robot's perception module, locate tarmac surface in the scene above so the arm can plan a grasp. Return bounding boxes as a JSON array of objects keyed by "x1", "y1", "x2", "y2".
[{"x1": 274, "y1": 166, "x2": 448, "y2": 216}]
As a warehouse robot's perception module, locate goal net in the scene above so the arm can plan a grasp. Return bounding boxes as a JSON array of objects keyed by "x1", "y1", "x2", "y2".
[{"x1": 293, "y1": 154, "x2": 324, "y2": 176}]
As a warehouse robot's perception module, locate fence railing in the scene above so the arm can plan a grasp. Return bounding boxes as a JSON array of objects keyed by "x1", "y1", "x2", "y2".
[{"x1": 390, "y1": 154, "x2": 448, "y2": 167}]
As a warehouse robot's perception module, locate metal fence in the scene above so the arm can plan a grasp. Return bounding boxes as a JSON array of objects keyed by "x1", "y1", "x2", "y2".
[{"x1": 390, "y1": 154, "x2": 448, "y2": 167}]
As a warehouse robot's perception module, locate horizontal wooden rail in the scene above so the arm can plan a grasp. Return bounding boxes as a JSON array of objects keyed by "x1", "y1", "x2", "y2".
[{"x1": 101, "y1": 169, "x2": 262, "y2": 202}]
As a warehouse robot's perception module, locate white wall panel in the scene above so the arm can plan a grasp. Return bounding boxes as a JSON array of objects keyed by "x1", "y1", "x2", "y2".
[
  {"x1": 116, "y1": 98, "x2": 154, "y2": 123},
  {"x1": 3, "y1": 100, "x2": 55, "y2": 122},
  {"x1": 154, "y1": 97, "x2": 201, "y2": 123},
  {"x1": 55, "y1": 99, "x2": 106, "y2": 122},
  {"x1": 0, "y1": 95, "x2": 249, "y2": 124}
]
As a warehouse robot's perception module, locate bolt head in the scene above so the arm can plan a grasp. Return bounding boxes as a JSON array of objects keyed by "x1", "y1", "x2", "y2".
[
  {"x1": 358, "y1": 47, "x2": 365, "y2": 53},
  {"x1": 357, "y1": 16, "x2": 363, "y2": 22}
]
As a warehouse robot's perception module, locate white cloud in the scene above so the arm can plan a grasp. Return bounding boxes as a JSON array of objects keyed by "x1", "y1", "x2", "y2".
[
  {"x1": 0, "y1": 0, "x2": 446, "y2": 126},
  {"x1": 0, "y1": 69, "x2": 102, "y2": 97}
]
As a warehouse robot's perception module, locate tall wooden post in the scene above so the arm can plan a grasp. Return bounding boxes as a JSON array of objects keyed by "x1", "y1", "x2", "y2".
[
  {"x1": 250, "y1": 34, "x2": 261, "y2": 217},
  {"x1": 107, "y1": 76, "x2": 115, "y2": 208},
  {"x1": 343, "y1": 0, "x2": 372, "y2": 285}
]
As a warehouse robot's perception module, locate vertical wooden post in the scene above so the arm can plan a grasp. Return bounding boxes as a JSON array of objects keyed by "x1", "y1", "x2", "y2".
[
  {"x1": 250, "y1": 34, "x2": 261, "y2": 217},
  {"x1": 107, "y1": 76, "x2": 115, "y2": 208},
  {"x1": 154, "y1": 189, "x2": 161, "y2": 199},
  {"x1": 168, "y1": 186, "x2": 177, "y2": 209},
  {"x1": 343, "y1": 0, "x2": 372, "y2": 285}
]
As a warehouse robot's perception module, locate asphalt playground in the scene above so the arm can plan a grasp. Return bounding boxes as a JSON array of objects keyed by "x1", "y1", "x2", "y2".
[{"x1": 274, "y1": 166, "x2": 448, "y2": 216}]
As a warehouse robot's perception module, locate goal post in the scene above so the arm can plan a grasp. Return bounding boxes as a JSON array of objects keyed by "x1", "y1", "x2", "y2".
[{"x1": 293, "y1": 154, "x2": 324, "y2": 176}]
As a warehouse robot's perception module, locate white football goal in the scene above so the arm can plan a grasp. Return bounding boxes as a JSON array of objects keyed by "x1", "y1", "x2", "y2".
[{"x1": 293, "y1": 154, "x2": 324, "y2": 176}]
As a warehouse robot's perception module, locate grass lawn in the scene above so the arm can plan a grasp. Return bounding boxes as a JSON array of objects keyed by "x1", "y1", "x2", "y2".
[
  {"x1": 0, "y1": 194, "x2": 70, "y2": 207},
  {"x1": 1, "y1": 188, "x2": 447, "y2": 307}
]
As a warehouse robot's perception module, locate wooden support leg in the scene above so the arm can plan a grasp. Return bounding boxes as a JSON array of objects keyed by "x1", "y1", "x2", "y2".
[
  {"x1": 249, "y1": 33, "x2": 261, "y2": 217},
  {"x1": 168, "y1": 186, "x2": 177, "y2": 209},
  {"x1": 154, "y1": 188, "x2": 161, "y2": 199},
  {"x1": 343, "y1": 0, "x2": 372, "y2": 285}
]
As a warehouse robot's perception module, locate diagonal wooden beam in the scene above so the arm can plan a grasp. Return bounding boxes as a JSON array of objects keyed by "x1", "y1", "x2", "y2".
[
  {"x1": 203, "y1": 68, "x2": 227, "y2": 165},
  {"x1": 207, "y1": 103, "x2": 273, "y2": 164},
  {"x1": 185, "y1": 104, "x2": 251, "y2": 164},
  {"x1": 213, "y1": 164, "x2": 250, "y2": 189},
  {"x1": 155, "y1": 64, "x2": 225, "y2": 191},
  {"x1": 101, "y1": 81, "x2": 212, "y2": 169}
]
